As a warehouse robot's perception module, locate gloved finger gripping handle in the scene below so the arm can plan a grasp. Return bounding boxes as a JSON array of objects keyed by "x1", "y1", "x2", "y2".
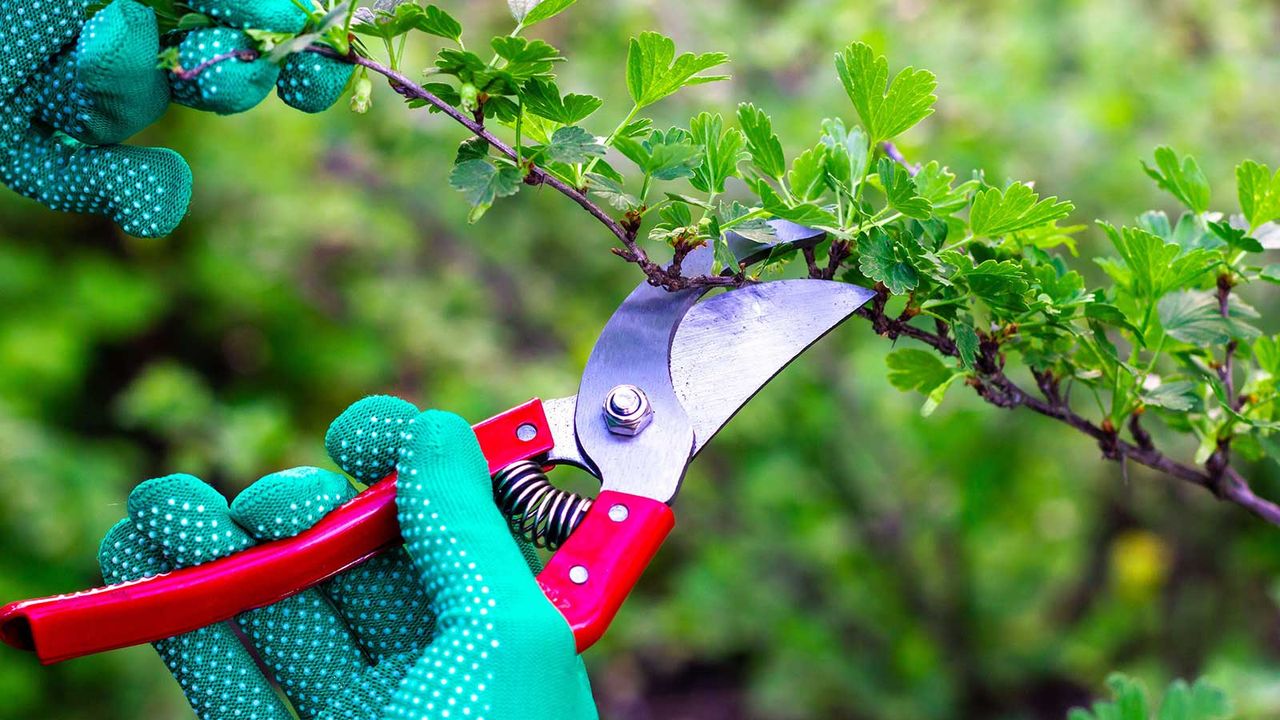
[{"x1": 0, "y1": 399, "x2": 553, "y2": 664}]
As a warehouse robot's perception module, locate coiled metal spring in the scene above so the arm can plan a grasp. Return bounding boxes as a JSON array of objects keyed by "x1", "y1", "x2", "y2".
[{"x1": 492, "y1": 460, "x2": 593, "y2": 550}]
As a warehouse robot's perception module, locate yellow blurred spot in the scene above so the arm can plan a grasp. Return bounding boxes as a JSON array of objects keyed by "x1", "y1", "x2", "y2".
[{"x1": 1109, "y1": 530, "x2": 1172, "y2": 599}]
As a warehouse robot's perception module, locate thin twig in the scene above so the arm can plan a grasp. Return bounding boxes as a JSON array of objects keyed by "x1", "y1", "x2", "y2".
[{"x1": 171, "y1": 50, "x2": 261, "y2": 81}]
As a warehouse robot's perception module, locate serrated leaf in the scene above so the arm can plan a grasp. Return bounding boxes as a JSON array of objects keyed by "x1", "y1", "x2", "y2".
[
  {"x1": 491, "y1": 36, "x2": 563, "y2": 81},
  {"x1": 886, "y1": 348, "x2": 952, "y2": 395},
  {"x1": 449, "y1": 159, "x2": 523, "y2": 221},
  {"x1": 585, "y1": 172, "x2": 638, "y2": 210},
  {"x1": 1237, "y1": 159, "x2": 1280, "y2": 231},
  {"x1": 689, "y1": 112, "x2": 747, "y2": 194},
  {"x1": 1158, "y1": 290, "x2": 1260, "y2": 345},
  {"x1": 859, "y1": 229, "x2": 918, "y2": 294},
  {"x1": 1208, "y1": 219, "x2": 1263, "y2": 253},
  {"x1": 737, "y1": 103, "x2": 786, "y2": 180},
  {"x1": 521, "y1": 79, "x2": 602, "y2": 125},
  {"x1": 1144, "y1": 146, "x2": 1211, "y2": 214},
  {"x1": 820, "y1": 118, "x2": 870, "y2": 195},
  {"x1": 542, "y1": 126, "x2": 604, "y2": 164},
  {"x1": 1097, "y1": 224, "x2": 1218, "y2": 302},
  {"x1": 952, "y1": 323, "x2": 979, "y2": 368},
  {"x1": 956, "y1": 259, "x2": 1029, "y2": 310},
  {"x1": 617, "y1": 117, "x2": 654, "y2": 139},
  {"x1": 788, "y1": 144, "x2": 829, "y2": 203},
  {"x1": 614, "y1": 128, "x2": 703, "y2": 182},
  {"x1": 878, "y1": 157, "x2": 932, "y2": 219},
  {"x1": 626, "y1": 32, "x2": 730, "y2": 109},
  {"x1": 455, "y1": 136, "x2": 489, "y2": 163},
  {"x1": 969, "y1": 182, "x2": 1074, "y2": 237},
  {"x1": 752, "y1": 180, "x2": 837, "y2": 227},
  {"x1": 420, "y1": 4, "x2": 462, "y2": 41},
  {"x1": 916, "y1": 161, "x2": 979, "y2": 216},
  {"x1": 1157, "y1": 678, "x2": 1231, "y2": 720},
  {"x1": 1143, "y1": 381, "x2": 1198, "y2": 411},
  {"x1": 521, "y1": 0, "x2": 576, "y2": 25},
  {"x1": 834, "y1": 42, "x2": 937, "y2": 143},
  {"x1": 1085, "y1": 303, "x2": 1143, "y2": 337}
]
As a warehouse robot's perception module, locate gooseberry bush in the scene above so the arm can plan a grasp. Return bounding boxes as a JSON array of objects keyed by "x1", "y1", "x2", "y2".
[{"x1": 140, "y1": 0, "x2": 1280, "y2": 532}]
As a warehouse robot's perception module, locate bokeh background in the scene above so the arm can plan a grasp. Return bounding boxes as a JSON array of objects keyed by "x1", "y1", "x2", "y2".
[{"x1": 3, "y1": 0, "x2": 1280, "y2": 718}]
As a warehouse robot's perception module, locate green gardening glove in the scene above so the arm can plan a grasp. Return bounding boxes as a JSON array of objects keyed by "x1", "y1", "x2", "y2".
[
  {"x1": 0, "y1": 0, "x2": 352, "y2": 238},
  {"x1": 97, "y1": 396, "x2": 598, "y2": 720}
]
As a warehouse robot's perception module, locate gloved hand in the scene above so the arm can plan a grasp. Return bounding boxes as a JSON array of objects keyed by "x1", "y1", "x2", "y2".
[
  {"x1": 0, "y1": 0, "x2": 352, "y2": 238},
  {"x1": 97, "y1": 396, "x2": 598, "y2": 720}
]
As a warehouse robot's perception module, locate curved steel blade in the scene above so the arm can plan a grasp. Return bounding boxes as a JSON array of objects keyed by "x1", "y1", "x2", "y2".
[
  {"x1": 573, "y1": 248, "x2": 715, "y2": 503},
  {"x1": 670, "y1": 279, "x2": 876, "y2": 455}
]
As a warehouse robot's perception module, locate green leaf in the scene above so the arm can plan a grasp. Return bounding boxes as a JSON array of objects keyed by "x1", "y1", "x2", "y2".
[
  {"x1": 1085, "y1": 303, "x2": 1143, "y2": 337},
  {"x1": 541, "y1": 126, "x2": 604, "y2": 164},
  {"x1": 969, "y1": 182, "x2": 1074, "y2": 237},
  {"x1": 1143, "y1": 380, "x2": 1198, "y2": 411},
  {"x1": 353, "y1": 2, "x2": 432, "y2": 41},
  {"x1": 922, "y1": 373, "x2": 962, "y2": 417},
  {"x1": 1143, "y1": 146, "x2": 1211, "y2": 213},
  {"x1": 878, "y1": 158, "x2": 931, "y2": 219},
  {"x1": 955, "y1": 259, "x2": 1029, "y2": 307},
  {"x1": 491, "y1": 37, "x2": 564, "y2": 81},
  {"x1": 914, "y1": 161, "x2": 974, "y2": 215},
  {"x1": 449, "y1": 159, "x2": 523, "y2": 222},
  {"x1": 1208, "y1": 219, "x2": 1264, "y2": 253},
  {"x1": 1260, "y1": 264, "x2": 1280, "y2": 284},
  {"x1": 585, "y1": 172, "x2": 639, "y2": 210},
  {"x1": 626, "y1": 32, "x2": 730, "y2": 109},
  {"x1": 689, "y1": 112, "x2": 748, "y2": 195},
  {"x1": 788, "y1": 144, "x2": 829, "y2": 203},
  {"x1": 614, "y1": 128, "x2": 703, "y2": 182},
  {"x1": 859, "y1": 229, "x2": 918, "y2": 294},
  {"x1": 736, "y1": 103, "x2": 786, "y2": 181},
  {"x1": 952, "y1": 323, "x2": 979, "y2": 369},
  {"x1": 1237, "y1": 159, "x2": 1280, "y2": 231},
  {"x1": 834, "y1": 42, "x2": 937, "y2": 143},
  {"x1": 1158, "y1": 290, "x2": 1260, "y2": 345},
  {"x1": 752, "y1": 180, "x2": 838, "y2": 227},
  {"x1": 1097, "y1": 224, "x2": 1217, "y2": 302},
  {"x1": 820, "y1": 118, "x2": 870, "y2": 196},
  {"x1": 521, "y1": 79, "x2": 602, "y2": 125},
  {"x1": 419, "y1": 4, "x2": 462, "y2": 41},
  {"x1": 886, "y1": 348, "x2": 952, "y2": 394},
  {"x1": 1254, "y1": 335, "x2": 1280, "y2": 375},
  {"x1": 520, "y1": 0, "x2": 576, "y2": 25},
  {"x1": 455, "y1": 137, "x2": 489, "y2": 163},
  {"x1": 1157, "y1": 678, "x2": 1231, "y2": 720}
]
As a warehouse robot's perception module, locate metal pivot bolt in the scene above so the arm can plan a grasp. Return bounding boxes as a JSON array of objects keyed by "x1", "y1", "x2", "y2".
[{"x1": 603, "y1": 384, "x2": 655, "y2": 436}]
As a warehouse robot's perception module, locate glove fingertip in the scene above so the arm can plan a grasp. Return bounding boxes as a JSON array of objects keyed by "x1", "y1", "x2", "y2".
[
  {"x1": 396, "y1": 409, "x2": 489, "y2": 492},
  {"x1": 278, "y1": 53, "x2": 354, "y2": 114},
  {"x1": 98, "y1": 518, "x2": 171, "y2": 585},
  {"x1": 325, "y1": 395, "x2": 421, "y2": 482},
  {"x1": 230, "y1": 467, "x2": 356, "y2": 540},
  {"x1": 170, "y1": 29, "x2": 279, "y2": 115}
]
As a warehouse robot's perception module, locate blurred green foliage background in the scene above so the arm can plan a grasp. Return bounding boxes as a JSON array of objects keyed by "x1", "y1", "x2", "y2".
[{"x1": 3, "y1": 1, "x2": 1280, "y2": 718}]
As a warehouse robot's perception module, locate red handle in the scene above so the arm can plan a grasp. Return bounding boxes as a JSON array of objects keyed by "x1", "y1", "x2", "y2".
[
  {"x1": 0, "y1": 399, "x2": 553, "y2": 665},
  {"x1": 537, "y1": 491, "x2": 674, "y2": 652}
]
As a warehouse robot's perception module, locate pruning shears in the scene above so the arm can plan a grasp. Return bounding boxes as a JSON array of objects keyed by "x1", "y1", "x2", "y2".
[{"x1": 0, "y1": 222, "x2": 875, "y2": 664}]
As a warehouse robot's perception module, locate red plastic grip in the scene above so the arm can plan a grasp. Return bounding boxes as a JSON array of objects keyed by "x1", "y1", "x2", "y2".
[
  {"x1": 0, "y1": 399, "x2": 553, "y2": 665},
  {"x1": 537, "y1": 491, "x2": 674, "y2": 653}
]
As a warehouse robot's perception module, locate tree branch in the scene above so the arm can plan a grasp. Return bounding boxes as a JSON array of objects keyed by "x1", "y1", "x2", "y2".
[
  {"x1": 312, "y1": 48, "x2": 741, "y2": 291},
  {"x1": 854, "y1": 285, "x2": 1280, "y2": 527},
  {"x1": 296, "y1": 47, "x2": 1280, "y2": 528}
]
